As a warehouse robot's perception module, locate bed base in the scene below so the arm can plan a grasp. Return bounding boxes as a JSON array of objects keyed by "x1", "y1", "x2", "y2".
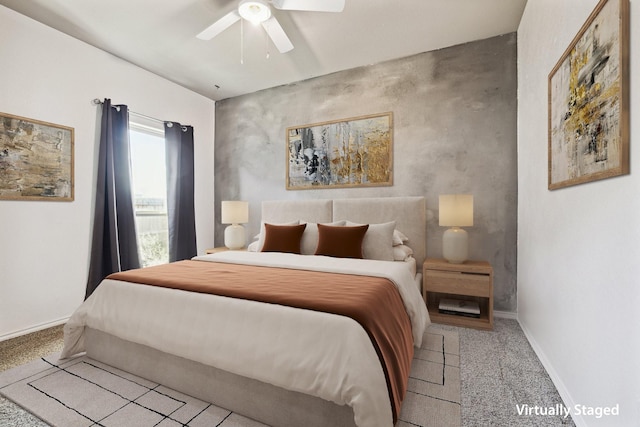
[{"x1": 85, "y1": 328, "x2": 357, "y2": 427}]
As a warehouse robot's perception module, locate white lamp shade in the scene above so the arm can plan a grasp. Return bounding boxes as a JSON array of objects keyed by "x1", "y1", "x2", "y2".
[
  {"x1": 221, "y1": 201, "x2": 249, "y2": 224},
  {"x1": 439, "y1": 194, "x2": 473, "y2": 227}
]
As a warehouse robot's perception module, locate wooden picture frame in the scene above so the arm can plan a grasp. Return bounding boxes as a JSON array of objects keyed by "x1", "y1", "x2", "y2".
[
  {"x1": 0, "y1": 112, "x2": 74, "y2": 201},
  {"x1": 548, "y1": 0, "x2": 629, "y2": 190},
  {"x1": 286, "y1": 112, "x2": 393, "y2": 190}
]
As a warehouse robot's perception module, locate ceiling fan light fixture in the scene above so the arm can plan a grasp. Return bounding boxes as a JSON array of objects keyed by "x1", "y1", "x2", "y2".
[{"x1": 238, "y1": 0, "x2": 271, "y2": 25}]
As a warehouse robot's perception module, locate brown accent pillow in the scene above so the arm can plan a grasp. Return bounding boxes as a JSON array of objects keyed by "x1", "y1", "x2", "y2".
[
  {"x1": 260, "y1": 223, "x2": 307, "y2": 254},
  {"x1": 315, "y1": 224, "x2": 369, "y2": 259}
]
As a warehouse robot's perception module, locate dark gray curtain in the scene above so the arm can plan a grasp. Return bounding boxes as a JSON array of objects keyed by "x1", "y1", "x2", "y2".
[
  {"x1": 85, "y1": 99, "x2": 140, "y2": 299},
  {"x1": 165, "y1": 121, "x2": 196, "y2": 262}
]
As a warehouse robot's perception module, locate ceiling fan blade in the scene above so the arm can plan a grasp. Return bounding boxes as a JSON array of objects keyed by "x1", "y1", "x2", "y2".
[
  {"x1": 261, "y1": 16, "x2": 294, "y2": 53},
  {"x1": 271, "y1": 0, "x2": 345, "y2": 12},
  {"x1": 196, "y1": 11, "x2": 241, "y2": 40}
]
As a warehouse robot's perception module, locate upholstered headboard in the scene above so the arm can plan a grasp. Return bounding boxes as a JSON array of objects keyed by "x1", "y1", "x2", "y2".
[{"x1": 262, "y1": 196, "x2": 426, "y2": 265}]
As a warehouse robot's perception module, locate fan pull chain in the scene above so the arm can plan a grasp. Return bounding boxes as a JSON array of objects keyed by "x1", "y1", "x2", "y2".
[
  {"x1": 240, "y1": 18, "x2": 244, "y2": 65},
  {"x1": 265, "y1": 28, "x2": 270, "y2": 60}
]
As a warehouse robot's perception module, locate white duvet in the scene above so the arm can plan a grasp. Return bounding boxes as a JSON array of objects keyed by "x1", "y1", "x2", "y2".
[{"x1": 62, "y1": 251, "x2": 430, "y2": 427}]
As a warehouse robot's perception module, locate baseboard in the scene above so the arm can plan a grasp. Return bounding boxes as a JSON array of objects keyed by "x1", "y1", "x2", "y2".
[
  {"x1": 0, "y1": 317, "x2": 69, "y2": 342},
  {"x1": 494, "y1": 310, "x2": 518, "y2": 319},
  {"x1": 517, "y1": 318, "x2": 586, "y2": 427}
]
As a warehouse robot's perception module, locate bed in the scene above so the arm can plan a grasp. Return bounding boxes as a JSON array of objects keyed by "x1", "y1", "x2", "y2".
[{"x1": 61, "y1": 196, "x2": 429, "y2": 427}]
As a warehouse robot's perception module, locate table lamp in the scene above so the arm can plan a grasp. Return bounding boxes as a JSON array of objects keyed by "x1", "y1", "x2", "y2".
[
  {"x1": 221, "y1": 201, "x2": 249, "y2": 250},
  {"x1": 439, "y1": 194, "x2": 473, "y2": 264}
]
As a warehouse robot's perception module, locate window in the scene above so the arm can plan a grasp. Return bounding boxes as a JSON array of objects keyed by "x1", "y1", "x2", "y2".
[{"x1": 129, "y1": 119, "x2": 168, "y2": 267}]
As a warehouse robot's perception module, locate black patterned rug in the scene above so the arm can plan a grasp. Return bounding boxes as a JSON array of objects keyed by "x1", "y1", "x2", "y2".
[{"x1": 0, "y1": 328, "x2": 460, "y2": 427}]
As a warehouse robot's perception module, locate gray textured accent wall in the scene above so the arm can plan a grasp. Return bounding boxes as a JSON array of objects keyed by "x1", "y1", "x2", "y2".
[{"x1": 215, "y1": 33, "x2": 517, "y2": 312}]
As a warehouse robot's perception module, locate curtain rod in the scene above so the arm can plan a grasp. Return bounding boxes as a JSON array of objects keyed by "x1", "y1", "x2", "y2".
[{"x1": 92, "y1": 98, "x2": 179, "y2": 128}]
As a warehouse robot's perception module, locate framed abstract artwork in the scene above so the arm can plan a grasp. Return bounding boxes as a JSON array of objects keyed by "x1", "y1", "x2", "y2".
[
  {"x1": 548, "y1": 0, "x2": 629, "y2": 190},
  {"x1": 286, "y1": 112, "x2": 393, "y2": 190},
  {"x1": 0, "y1": 112, "x2": 74, "y2": 201}
]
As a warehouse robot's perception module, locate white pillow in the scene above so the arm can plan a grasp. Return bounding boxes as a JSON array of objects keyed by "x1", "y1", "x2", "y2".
[
  {"x1": 247, "y1": 240, "x2": 259, "y2": 252},
  {"x1": 393, "y1": 244, "x2": 414, "y2": 261},
  {"x1": 300, "y1": 221, "x2": 346, "y2": 254},
  {"x1": 257, "y1": 221, "x2": 299, "y2": 251},
  {"x1": 345, "y1": 220, "x2": 395, "y2": 261},
  {"x1": 393, "y1": 229, "x2": 409, "y2": 246}
]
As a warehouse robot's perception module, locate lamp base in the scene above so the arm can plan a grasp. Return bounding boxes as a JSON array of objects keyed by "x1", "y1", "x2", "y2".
[
  {"x1": 224, "y1": 224, "x2": 246, "y2": 250},
  {"x1": 443, "y1": 227, "x2": 468, "y2": 264}
]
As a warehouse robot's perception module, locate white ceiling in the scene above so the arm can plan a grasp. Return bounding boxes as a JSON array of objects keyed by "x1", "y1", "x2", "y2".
[{"x1": 0, "y1": 0, "x2": 527, "y2": 101}]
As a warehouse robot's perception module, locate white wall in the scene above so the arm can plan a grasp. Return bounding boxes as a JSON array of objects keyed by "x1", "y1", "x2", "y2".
[
  {"x1": 518, "y1": 1, "x2": 640, "y2": 426},
  {"x1": 0, "y1": 5, "x2": 216, "y2": 340}
]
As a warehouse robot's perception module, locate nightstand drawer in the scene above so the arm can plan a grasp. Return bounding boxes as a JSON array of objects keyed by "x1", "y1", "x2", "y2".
[
  {"x1": 424, "y1": 270, "x2": 491, "y2": 297},
  {"x1": 423, "y1": 258, "x2": 493, "y2": 330}
]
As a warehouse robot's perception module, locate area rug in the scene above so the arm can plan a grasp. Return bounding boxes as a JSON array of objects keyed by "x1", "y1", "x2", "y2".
[{"x1": 0, "y1": 327, "x2": 460, "y2": 427}]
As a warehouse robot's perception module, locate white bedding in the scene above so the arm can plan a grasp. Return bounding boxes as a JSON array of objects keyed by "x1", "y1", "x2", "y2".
[{"x1": 61, "y1": 251, "x2": 430, "y2": 427}]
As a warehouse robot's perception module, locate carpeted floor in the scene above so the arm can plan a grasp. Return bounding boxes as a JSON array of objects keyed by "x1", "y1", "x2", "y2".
[
  {"x1": 453, "y1": 320, "x2": 575, "y2": 426},
  {"x1": 0, "y1": 318, "x2": 574, "y2": 426},
  {"x1": 0, "y1": 325, "x2": 64, "y2": 427},
  {"x1": 0, "y1": 326, "x2": 64, "y2": 374}
]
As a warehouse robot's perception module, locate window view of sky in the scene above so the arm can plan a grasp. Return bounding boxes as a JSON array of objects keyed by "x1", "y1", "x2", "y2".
[
  {"x1": 130, "y1": 130, "x2": 166, "y2": 201},
  {"x1": 129, "y1": 128, "x2": 169, "y2": 266}
]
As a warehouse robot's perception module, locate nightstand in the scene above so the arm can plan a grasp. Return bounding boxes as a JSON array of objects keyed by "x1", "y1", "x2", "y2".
[
  {"x1": 423, "y1": 258, "x2": 493, "y2": 330},
  {"x1": 205, "y1": 247, "x2": 246, "y2": 254}
]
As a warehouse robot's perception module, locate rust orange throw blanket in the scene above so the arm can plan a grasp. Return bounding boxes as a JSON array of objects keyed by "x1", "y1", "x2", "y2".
[{"x1": 108, "y1": 259, "x2": 414, "y2": 422}]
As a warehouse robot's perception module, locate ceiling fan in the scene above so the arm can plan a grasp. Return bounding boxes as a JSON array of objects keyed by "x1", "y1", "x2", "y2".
[{"x1": 196, "y1": 0, "x2": 345, "y2": 54}]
